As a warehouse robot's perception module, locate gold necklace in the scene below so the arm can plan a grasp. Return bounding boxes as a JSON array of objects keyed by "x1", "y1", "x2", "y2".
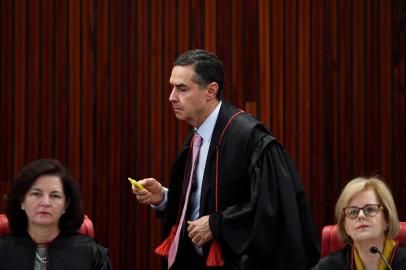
[{"x1": 35, "y1": 252, "x2": 49, "y2": 264}]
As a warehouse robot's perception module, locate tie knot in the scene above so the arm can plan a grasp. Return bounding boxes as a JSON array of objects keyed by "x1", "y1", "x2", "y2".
[{"x1": 192, "y1": 134, "x2": 202, "y2": 147}]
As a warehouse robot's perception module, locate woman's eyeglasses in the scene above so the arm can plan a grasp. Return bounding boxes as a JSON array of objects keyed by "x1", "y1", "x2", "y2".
[{"x1": 343, "y1": 204, "x2": 382, "y2": 219}]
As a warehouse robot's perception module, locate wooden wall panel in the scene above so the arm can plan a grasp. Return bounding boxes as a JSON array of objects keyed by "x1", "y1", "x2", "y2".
[
  {"x1": 68, "y1": 0, "x2": 81, "y2": 180},
  {"x1": 54, "y1": 0, "x2": 68, "y2": 164},
  {"x1": 379, "y1": 0, "x2": 393, "y2": 186},
  {"x1": 392, "y1": 0, "x2": 406, "y2": 218},
  {"x1": 190, "y1": 0, "x2": 203, "y2": 48},
  {"x1": 135, "y1": 1, "x2": 149, "y2": 269},
  {"x1": 310, "y1": 0, "x2": 325, "y2": 229},
  {"x1": 40, "y1": 0, "x2": 54, "y2": 158},
  {"x1": 81, "y1": 0, "x2": 95, "y2": 216},
  {"x1": 337, "y1": 0, "x2": 352, "y2": 188},
  {"x1": 14, "y1": 0, "x2": 27, "y2": 176},
  {"x1": 353, "y1": 0, "x2": 365, "y2": 175},
  {"x1": 243, "y1": 0, "x2": 258, "y2": 107},
  {"x1": 94, "y1": 0, "x2": 109, "y2": 251},
  {"x1": 204, "y1": 0, "x2": 216, "y2": 52},
  {"x1": 121, "y1": 1, "x2": 138, "y2": 269},
  {"x1": 217, "y1": 0, "x2": 230, "y2": 99},
  {"x1": 258, "y1": 0, "x2": 271, "y2": 129},
  {"x1": 365, "y1": 0, "x2": 381, "y2": 175},
  {"x1": 0, "y1": 0, "x2": 14, "y2": 186},
  {"x1": 230, "y1": 0, "x2": 244, "y2": 107},
  {"x1": 325, "y1": 0, "x2": 340, "y2": 221},
  {"x1": 298, "y1": 0, "x2": 311, "y2": 191},
  {"x1": 27, "y1": 0, "x2": 40, "y2": 162},
  {"x1": 270, "y1": 0, "x2": 283, "y2": 135},
  {"x1": 109, "y1": 0, "x2": 123, "y2": 266},
  {"x1": 150, "y1": 2, "x2": 164, "y2": 269},
  {"x1": 284, "y1": 0, "x2": 298, "y2": 160},
  {"x1": 162, "y1": 0, "x2": 176, "y2": 194},
  {"x1": 1, "y1": 1, "x2": 405, "y2": 269}
]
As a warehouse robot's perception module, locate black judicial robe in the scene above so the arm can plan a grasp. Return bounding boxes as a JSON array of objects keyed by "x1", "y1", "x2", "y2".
[
  {"x1": 163, "y1": 102, "x2": 320, "y2": 269},
  {"x1": 311, "y1": 244, "x2": 406, "y2": 270},
  {"x1": 0, "y1": 232, "x2": 112, "y2": 269}
]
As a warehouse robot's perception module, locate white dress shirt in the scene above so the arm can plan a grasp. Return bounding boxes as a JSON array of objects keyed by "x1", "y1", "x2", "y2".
[
  {"x1": 152, "y1": 101, "x2": 222, "y2": 219},
  {"x1": 189, "y1": 101, "x2": 222, "y2": 220}
]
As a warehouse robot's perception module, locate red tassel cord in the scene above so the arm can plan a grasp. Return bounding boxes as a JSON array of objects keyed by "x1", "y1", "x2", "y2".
[
  {"x1": 206, "y1": 240, "x2": 225, "y2": 266},
  {"x1": 155, "y1": 225, "x2": 178, "y2": 257}
]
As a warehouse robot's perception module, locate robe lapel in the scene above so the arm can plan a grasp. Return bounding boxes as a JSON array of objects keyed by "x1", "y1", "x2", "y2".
[
  {"x1": 179, "y1": 131, "x2": 194, "y2": 197},
  {"x1": 199, "y1": 102, "x2": 239, "y2": 216}
]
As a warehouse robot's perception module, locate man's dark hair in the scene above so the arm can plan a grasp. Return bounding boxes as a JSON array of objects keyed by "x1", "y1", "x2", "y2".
[
  {"x1": 174, "y1": 49, "x2": 224, "y2": 100},
  {"x1": 4, "y1": 159, "x2": 84, "y2": 234}
]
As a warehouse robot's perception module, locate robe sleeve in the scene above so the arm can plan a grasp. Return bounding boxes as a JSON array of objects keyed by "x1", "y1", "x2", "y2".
[
  {"x1": 209, "y1": 132, "x2": 320, "y2": 269},
  {"x1": 93, "y1": 244, "x2": 113, "y2": 270}
]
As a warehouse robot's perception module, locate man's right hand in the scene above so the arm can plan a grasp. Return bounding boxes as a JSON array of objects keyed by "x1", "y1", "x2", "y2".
[{"x1": 131, "y1": 178, "x2": 165, "y2": 205}]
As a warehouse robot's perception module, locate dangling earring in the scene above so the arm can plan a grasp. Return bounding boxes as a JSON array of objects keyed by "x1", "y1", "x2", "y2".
[
  {"x1": 21, "y1": 205, "x2": 24, "y2": 210},
  {"x1": 62, "y1": 210, "x2": 65, "y2": 214}
]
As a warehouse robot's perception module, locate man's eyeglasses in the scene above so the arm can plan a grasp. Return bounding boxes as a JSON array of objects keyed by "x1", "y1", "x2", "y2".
[{"x1": 343, "y1": 204, "x2": 382, "y2": 219}]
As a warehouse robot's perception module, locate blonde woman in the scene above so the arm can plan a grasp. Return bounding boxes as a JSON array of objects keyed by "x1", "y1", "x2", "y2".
[{"x1": 312, "y1": 176, "x2": 406, "y2": 270}]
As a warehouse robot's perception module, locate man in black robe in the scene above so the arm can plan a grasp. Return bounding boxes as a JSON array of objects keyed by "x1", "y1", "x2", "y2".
[{"x1": 132, "y1": 49, "x2": 320, "y2": 269}]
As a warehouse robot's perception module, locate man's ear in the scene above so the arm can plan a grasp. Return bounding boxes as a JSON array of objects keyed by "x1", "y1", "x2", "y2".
[{"x1": 206, "y1": 82, "x2": 218, "y2": 100}]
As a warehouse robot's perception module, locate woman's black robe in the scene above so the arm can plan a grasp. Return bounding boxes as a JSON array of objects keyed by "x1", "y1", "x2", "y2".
[{"x1": 311, "y1": 243, "x2": 406, "y2": 270}]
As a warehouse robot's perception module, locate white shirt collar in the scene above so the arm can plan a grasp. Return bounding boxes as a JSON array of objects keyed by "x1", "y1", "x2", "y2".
[{"x1": 195, "y1": 101, "x2": 222, "y2": 142}]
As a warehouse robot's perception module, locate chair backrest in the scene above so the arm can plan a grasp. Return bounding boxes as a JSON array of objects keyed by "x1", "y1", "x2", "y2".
[
  {"x1": 0, "y1": 213, "x2": 94, "y2": 238},
  {"x1": 321, "y1": 222, "x2": 406, "y2": 256}
]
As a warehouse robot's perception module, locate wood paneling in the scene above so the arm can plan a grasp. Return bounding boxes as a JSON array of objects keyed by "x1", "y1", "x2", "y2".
[
  {"x1": 310, "y1": 0, "x2": 325, "y2": 228},
  {"x1": 365, "y1": 0, "x2": 381, "y2": 175},
  {"x1": 380, "y1": 0, "x2": 393, "y2": 185},
  {"x1": 298, "y1": 0, "x2": 311, "y2": 191},
  {"x1": 80, "y1": 0, "x2": 95, "y2": 219},
  {"x1": 40, "y1": 0, "x2": 54, "y2": 158},
  {"x1": 27, "y1": 0, "x2": 40, "y2": 162},
  {"x1": 0, "y1": 0, "x2": 14, "y2": 187},
  {"x1": 1, "y1": 0, "x2": 405, "y2": 269},
  {"x1": 258, "y1": 0, "x2": 271, "y2": 128},
  {"x1": 325, "y1": 0, "x2": 340, "y2": 219},
  {"x1": 68, "y1": 0, "x2": 81, "y2": 180},
  {"x1": 337, "y1": 0, "x2": 352, "y2": 188},
  {"x1": 14, "y1": 0, "x2": 27, "y2": 176},
  {"x1": 54, "y1": 0, "x2": 68, "y2": 164},
  {"x1": 392, "y1": 0, "x2": 406, "y2": 214},
  {"x1": 284, "y1": 0, "x2": 298, "y2": 160}
]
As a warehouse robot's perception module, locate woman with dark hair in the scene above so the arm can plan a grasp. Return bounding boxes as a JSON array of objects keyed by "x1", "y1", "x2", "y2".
[{"x1": 0, "y1": 159, "x2": 112, "y2": 269}]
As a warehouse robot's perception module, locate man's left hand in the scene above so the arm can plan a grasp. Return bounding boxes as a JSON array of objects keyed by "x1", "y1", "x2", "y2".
[{"x1": 187, "y1": 215, "x2": 213, "y2": 247}]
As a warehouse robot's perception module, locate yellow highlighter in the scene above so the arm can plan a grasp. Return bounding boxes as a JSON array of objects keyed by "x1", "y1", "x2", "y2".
[{"x1": 128, "y1": 177, "x2": 145, "y2": 190}]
